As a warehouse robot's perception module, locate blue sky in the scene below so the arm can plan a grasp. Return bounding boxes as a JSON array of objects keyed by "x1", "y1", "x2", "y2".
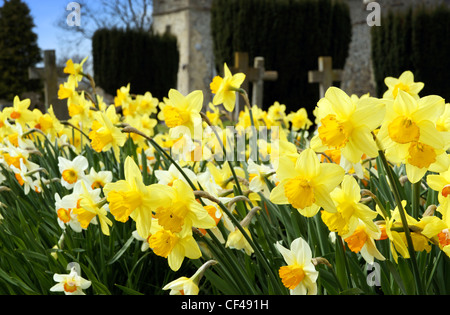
[
  {"x1": 24, "y1": 0, "x2": 74, "y2": 49},
  {"x1": 22, "y1": 0, "x2": 93, "y2": 67}
]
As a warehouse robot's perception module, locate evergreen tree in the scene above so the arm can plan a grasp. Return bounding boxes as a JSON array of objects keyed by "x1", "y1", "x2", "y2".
[{"x1": 0, "y1": 0, "x2": 42, "y2": 101}]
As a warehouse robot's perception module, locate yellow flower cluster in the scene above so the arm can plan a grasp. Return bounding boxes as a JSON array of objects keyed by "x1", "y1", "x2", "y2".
[{"x1": 2, "y1": 57, "x2": 450, "y2": 295}]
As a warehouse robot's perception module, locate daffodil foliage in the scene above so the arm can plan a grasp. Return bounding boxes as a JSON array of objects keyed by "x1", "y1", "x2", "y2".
[{"x1": 0, "y1": 61, "x2": 449, "y2": 295}]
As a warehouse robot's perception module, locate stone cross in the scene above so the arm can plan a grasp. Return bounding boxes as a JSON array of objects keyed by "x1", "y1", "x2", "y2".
[
  {"x1": 230, "y1": 52, "x2": 278, "y2": 109},
  {"x1": 308, "y1": 56, "x2": 343, "y2": 99},
  {"x1": 29, "y1": 50, "x2": 68, "y2": 119}
]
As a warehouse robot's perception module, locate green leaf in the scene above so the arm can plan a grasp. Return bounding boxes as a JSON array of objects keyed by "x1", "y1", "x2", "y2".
[
  {"x1": 107, "y1": 235, "x2": 135, "y2": 265},
  {"x1": 114, "y1": 284, "x2": 144, "y2": 295}
]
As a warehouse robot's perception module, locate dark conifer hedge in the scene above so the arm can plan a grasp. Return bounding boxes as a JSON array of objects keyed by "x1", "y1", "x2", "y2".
[
  {"x1": 0, "y1": 0, "x2": 42, "y2": 102},
  {"x1": 210, "y1": 0, "x2": 352, "y2": 114},
  {"x1": 371, "y1": 4, "x2": 450, "y2": 100},
  {"x1": 92, "y1": 28, "x2": 179, "y2": 99}
]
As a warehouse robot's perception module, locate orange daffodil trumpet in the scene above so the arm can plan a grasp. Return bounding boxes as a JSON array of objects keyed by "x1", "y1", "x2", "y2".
[
  {"x1": 210, "y1": 63, "x2": 246, "y2": 112},
  {"x1": 50, "y1": 266, "x2": 91, "y2": 295},
  {"x1": 311, "y1": 87, "x2": 386, "y2": 166},
  {"x1": 276, "y1": 237, "x2": 318, "y2": 295}
]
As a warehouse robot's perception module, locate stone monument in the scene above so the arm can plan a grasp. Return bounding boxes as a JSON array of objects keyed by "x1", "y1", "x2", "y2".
[{"x1": 152, "y1": 0, "x2": 215, "y2": 107}]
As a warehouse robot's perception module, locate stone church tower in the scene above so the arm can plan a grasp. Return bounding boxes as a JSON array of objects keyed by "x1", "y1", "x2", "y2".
[{"x1": 152, "y1": 0, "x2": 215, "y2": 106}]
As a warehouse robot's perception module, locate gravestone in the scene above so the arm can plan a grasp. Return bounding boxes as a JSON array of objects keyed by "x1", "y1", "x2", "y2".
[
  {"x1": 28, "y1": 50, "x2": 68, "y2": 119},
  {"x1": 230, "y1": 52, "x2": 278, "y2": 114},
  {"x1": 308, "y1": 56, "x2": 343, "y2": 99}
]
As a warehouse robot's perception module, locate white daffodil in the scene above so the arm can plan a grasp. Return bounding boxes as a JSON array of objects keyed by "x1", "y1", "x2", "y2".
[
  {"x1": 58, "y1": 155, "x2": 89, "y2": 189},
  {"x1": 50, "y1": 266, "x2": 91, "y2": 295},
  {"x1": 275, "y1": 237, "x2": 319, "y2": 295}
]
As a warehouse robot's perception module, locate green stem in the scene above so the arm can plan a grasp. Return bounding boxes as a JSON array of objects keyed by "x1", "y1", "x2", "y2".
[
  {"x1": 378, "y1": 150, "x2": 425, "y2": 295},
  {"x1": 122, "y1": 126, "x2": 198, "y2": 191},
  {"x1": 239, "y1": 89, "x2": 256, "y2": 128},
  {"x1": 195, "y1": 190, "x2": 284, "y2": 294},
  {"x1": 200, "y1": 113, "x2": 253, "y2": 208},
  {"x1": 336, "y1": 234, "x2": 352, "y2": 290},
  {"x1": 426, "y1": 250, "x2": 442, "y2": 291},
  {"x1": 412, "y1": 181, "x2": 421, "y2": 219}
]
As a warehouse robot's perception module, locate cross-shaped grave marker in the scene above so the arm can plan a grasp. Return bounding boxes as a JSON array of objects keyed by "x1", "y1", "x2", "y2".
[
  {"x1": 29, "y1": 50, "x2": 68, "y2": 119},
  {"x1": 230, "y1": 52, "x2": 278, "y2": 111},
  {"x1": 308, "y1": 56, "x2": 343, "y2": 99}
]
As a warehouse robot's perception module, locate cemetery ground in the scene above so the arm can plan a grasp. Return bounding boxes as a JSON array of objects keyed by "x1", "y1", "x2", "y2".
[{"x1": 1, "y1": 56, "x2": 450, "y2": 296}]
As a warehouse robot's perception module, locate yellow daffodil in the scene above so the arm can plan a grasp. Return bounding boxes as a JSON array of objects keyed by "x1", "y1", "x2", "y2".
[
  {"x1": 427, "y1": 168, "x2": 450, "y2": 224},
  {"x1": 72, "y1": 180, "x2": 112, "y2": 236},
  {"x1": 64, "y1": 57, "x2": 88, "y2": 84},
  {"x1": 67, "y1": 91, "x2": 94, "y2": 129},
  {"x1": 205, "y1": 103, "x2": 223, "y2": 127},
  {"x1": 162, "y1": 260, "x2": 217, "y2": 295},
  {"x1": 3, "y1": 96, "x2": 35, "y2": 128},
  {"x1": 383, "y1": 70, "x2": 424, "y2": 100},
  {"x1": 58, "y1": 75, "x2": 77, "y2": 101},
  {"x1": 236, "y1": 105, "x2": 265, "y2": 129},
  {"x1": 135, "y1": 91, "x2": 159, "y2": 117},
  {"x1": 103, "y1": 156, "x2": 153, "y2": 238},
  {"x1": 148, "y1": 219, "x2": 203, "y2": 271},
  {"x1": 50, "y1": 266, "x2": 91, "y2": 295},
  {"x1": 150, "y1": 179, "x2": 216, "y2": 234},
  {"x1": 123, "y1": 114, "x2": 158, "y2": 148},
  {"x1": 310, "y1": 87, "x2": 385, "y2": 164},
  {"x1": 287, "y1": 107, "x2": 313, "y2": 131},
  {"x1": 158, "y1": 89, "x2": 203, "y2": 139},
  {"x1": 267, "y1": 102, "x2": 288, "y2": 127},
  {"x1": 436, "y1": 103, "x2": 450, "y2": 133},
  {"x1": 376, "y1": 201, "x2": 410, "y2": 262},
  {"x1": 321, "y1": 175, "x2": 379, "y2": 237},
  {"x1": 206, "y1": 161, "x2": 246, "y2": 191},
  {"x1": 88, "y1": 105, "x2": 127, "y2": 159},
  {"x1": 33, "y1": 106, "x2": 64, "y2": 141},
  {"x1": 58, "y1": 155, "x2": 88, "y2": 189},
  {"x1": 276, "y1": 237, "x2": 318, "y2": 295},
  {"x1": 376, "y1": 200, "x2": 445, "y2": 262},
  {"x1": 270, "y1": 148, "x2": 345, "y2": 217},
  {"x1": 257, "y1": 129, "x2": 300, "y2": 171},
  {"x1": 377, "y1": 90, "x2": 449, "y2": 183},
  {"x1": 210, "y1": 63, "x2": 246, "y2": 112},
  {"x1": 114, "y1": 84, "x2": 132, "y2": 108},
  {"x1": 226, "y1": 226, "x2": 254, "y2": 256}
]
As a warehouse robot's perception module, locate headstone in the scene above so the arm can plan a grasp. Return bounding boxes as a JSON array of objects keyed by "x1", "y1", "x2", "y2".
[
  {"x1": 230, "y1": 52, "x2": 278, "y2": 112},
  {"x1": 251, "y1": 56, "x2": 278, "y2": 107},
  {"x1": 308, "y1": 56, "x2": 343, "y2": 99},
  {"x1": 28, "y1": 50, "x2": 68, "y2": 119}
]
